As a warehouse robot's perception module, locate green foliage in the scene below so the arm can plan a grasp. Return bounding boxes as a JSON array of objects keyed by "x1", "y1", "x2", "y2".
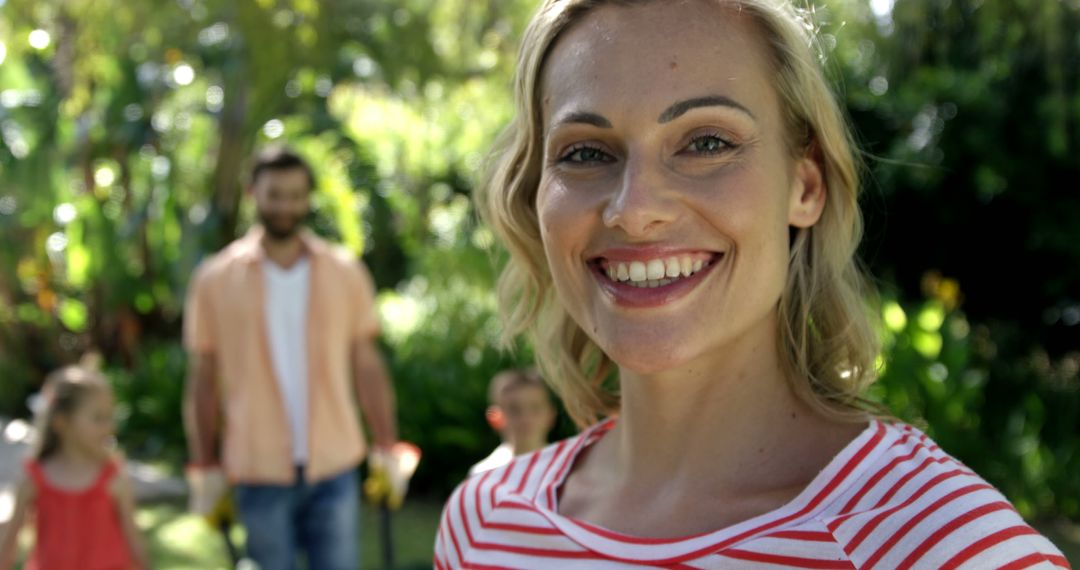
[
  {"x1": 820, "y1": 0, "x2": 1080, "y2": 521},
  {"x1": 108, "y1": 342, "x2": 189, "y2": 464},
  {"x1": 0, "y1": 0, "x2": 537, "y2": 497},
  {"x1": 874, "y1": 293, "x2": 1080, "y2": 520}
]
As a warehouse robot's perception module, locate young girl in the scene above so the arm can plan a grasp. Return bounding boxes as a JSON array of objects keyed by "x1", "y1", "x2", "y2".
[
  {"x1": 0, "y1": 366, "x2": 148, "y2": 570},
  {"x1": 436, "y1": 0, "x2": 1070, "y2": 568}
]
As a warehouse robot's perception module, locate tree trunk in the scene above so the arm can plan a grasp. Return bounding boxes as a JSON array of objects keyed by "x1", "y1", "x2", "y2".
[{"x1": 210, "y1": 68, "x2": 252, "y2": 251}]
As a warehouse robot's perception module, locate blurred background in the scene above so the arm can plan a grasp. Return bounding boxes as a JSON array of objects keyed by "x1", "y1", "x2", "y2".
[{"x1": 0, "y1": 0, "x2": 1077, "y2": 567}]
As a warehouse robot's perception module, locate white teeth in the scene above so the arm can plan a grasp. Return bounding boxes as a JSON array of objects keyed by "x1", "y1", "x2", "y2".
[
  {"x1": 665, "y1": 257, "x2": 681, "y2": 278},
  {"x1": 622, "y1": 277, "x2": 676, "y2": 289},
  {"x1": 646, "y1": 259, "x2": 665, "y2": 280},
  {"x1": 605, "y1": 255, "x2": 714, "y2": 285}
]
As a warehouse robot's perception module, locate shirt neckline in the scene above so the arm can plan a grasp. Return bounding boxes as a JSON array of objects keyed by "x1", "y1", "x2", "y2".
[
  {"x1": 263, "y1": 256, "x2": 310, "y2": 275},
  {"x1": 524, "y1": 417, "x2": 891, "y2": 564},
  {"x1": 30, "y1": 459, "x2": 114, "y2": 497}
]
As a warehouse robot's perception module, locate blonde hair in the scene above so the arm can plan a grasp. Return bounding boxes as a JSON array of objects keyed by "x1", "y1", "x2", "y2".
[
  {"x1": 477, "y1": 0, "x2": 880, "y2": 428},
  {"x1": 33, "y1": 365, "x2": 111, "y2": 460}
]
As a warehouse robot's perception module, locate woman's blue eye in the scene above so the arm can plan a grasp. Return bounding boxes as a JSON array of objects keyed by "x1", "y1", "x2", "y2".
[
  {"x1": 686, "y1": 134, "x2": 733, "y2": 155},
  {"x1": 560, "y1": 145, "x2": 613, "y2": 164}
]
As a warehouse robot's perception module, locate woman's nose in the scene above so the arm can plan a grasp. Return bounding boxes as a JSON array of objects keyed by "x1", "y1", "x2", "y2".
[{"x1": 601, "y1": 157, "x2": 679, "y2": 237}]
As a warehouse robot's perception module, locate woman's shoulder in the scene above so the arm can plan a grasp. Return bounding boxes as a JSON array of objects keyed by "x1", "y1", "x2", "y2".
[
  {"x1": 456, "y1": 433, "x2": 587, "y2": 503},
  {"x1": 822, "y1": 421, "x2": 1069, "y2": 569},
  {"x1": 436, "y1": 433, "x2": 592, "y2": 568},
  {"x1": 441, "y1": 426, "x2": 604, "y2": 528}
]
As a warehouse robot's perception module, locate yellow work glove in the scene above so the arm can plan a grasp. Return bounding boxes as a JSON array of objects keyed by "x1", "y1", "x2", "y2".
[
  {"x1": 363, "y1": 442, "x2": 421, "y2": 511},
  {"x1": 205, "y1": 490, "x2": 236, "y2": 527}
]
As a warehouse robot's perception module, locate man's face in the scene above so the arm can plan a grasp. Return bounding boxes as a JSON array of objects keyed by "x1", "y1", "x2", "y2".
[{"x1": 252, "y1": 167, "x2": 311, "y2": 240}]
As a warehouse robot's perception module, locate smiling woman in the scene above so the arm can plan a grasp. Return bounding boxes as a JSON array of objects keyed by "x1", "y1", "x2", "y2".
[
  {"x1": 484, "y1": 1, "x2": 877, "y2": 430},
  {"x1": 435, "y1": 0, "x2": 1071, "y2": 569}
]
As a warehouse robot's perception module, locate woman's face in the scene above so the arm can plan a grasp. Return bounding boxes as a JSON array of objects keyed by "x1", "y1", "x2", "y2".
[{"x1": 536, "y1": 1, "x2": 825, "y2": 375}]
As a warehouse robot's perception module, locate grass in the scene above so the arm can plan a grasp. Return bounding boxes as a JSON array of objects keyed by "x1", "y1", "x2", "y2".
[
  {"x1": 140, "y1": 502, "x2": 1079, "y2": 569},
  {"x1": 143, "y1": 498, "x2": 443, "y2": 570},
  {"x1": 9, "y1": 497, "x2": 443, "y2": 570}
]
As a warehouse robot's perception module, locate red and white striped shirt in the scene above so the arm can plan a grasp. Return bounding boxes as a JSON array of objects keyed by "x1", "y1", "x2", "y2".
[{"x1": 435, "y1": 419, "x2": 1070, "y2": 569}]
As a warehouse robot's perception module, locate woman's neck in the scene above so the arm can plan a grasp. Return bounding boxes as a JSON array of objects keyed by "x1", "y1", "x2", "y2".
[
  {"x1": 622, "y1": 355, "x2": 793, "y2": 480},
  {"x1": 599, "y1": 319, "x2": 856, "y2": 503},
  {"x1": 555, "y1": 319, "x2": 869, "y2": 538}
]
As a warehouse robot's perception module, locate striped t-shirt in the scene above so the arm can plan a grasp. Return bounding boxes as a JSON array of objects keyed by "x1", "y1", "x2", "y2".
[{"x1": 435, "y1": 419, "x2": 1070, "y2": 569}]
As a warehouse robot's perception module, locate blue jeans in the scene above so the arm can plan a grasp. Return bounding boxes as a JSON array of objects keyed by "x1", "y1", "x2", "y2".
[{"x1": 234, "y1": 466, "x2": 359, "y2": 570}]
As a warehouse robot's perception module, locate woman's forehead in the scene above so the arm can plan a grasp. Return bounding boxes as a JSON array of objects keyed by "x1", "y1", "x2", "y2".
[{"x1": 540, "y1": 1, "x2": 777, "y2": 127}]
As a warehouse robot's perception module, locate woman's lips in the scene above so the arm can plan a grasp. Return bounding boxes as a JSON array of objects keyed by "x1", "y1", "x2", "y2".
[{"x1": 588, "y1": 251, "x2": 724, "y2": 308}]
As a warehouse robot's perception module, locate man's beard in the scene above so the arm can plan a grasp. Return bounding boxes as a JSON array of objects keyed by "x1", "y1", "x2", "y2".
[{"x1": 258, "y1": 210, "x2": 306, "y2": 241}]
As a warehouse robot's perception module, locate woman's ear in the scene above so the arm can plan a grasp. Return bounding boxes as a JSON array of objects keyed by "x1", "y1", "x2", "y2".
[{"x1": 788, "y1": 144, "x2": 827, "y2": 229}]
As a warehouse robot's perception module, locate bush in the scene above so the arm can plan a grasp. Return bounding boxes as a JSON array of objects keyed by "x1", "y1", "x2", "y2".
[{"x1": 874, "y1": 290, "x2": 1080, "y2": 520}]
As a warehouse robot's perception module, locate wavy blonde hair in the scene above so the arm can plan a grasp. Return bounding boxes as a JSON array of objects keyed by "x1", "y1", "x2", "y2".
[{"x1": 477, "y1": 0, "x2": 881, "y2": 428}]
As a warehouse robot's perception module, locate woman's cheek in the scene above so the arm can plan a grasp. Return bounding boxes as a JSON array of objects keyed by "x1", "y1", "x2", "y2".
[
  {"x1": 538, "y1": 179, "x2": 594, "y2": 299},
  {"x1": 539, "y1": 175, "x2": 584, "y2": 214}
]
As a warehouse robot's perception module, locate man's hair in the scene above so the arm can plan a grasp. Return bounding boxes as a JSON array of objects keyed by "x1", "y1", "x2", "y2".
[
  {"x1": 488, "y1": 368, "x2": 551, "y2": 406},
  {"x1": 249, "y1": 145, "x2": 316, "y2": 190}
]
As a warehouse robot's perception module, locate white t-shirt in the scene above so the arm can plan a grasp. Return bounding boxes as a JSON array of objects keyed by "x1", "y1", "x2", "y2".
[
  {"x1": 468, "y1": 442, "x2": 515, "y2": 477},
  {"x1": 263, "y1": 258, "x2": 310, "y2": 465},
  {"x1": 436, "y1": 419, "x2": 1069, "y2": 569}
]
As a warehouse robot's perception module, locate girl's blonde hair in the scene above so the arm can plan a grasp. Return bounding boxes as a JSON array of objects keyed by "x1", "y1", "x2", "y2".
[
  {"x1": 477, "y1": 0, "x2": 880, "y2": 428},
  {"x1": 33, "y1": 365, "x2": 111, "y2": 460}
]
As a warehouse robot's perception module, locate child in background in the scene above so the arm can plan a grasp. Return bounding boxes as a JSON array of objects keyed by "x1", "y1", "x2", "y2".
[
  {"x1": 469, "y1": 368, "x2": 557, "y2": 476},
  {"x1": 0, "y1": 366, "x2": 149, "y2": 570}
]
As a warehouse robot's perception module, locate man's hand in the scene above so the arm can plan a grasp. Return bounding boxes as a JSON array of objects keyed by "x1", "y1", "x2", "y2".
[
  {"x1": 185, "y1": 465, "x2": 229, "y2": 520},
  {"x1": 364, "y1": 442, "x2": 421, "y2": 510}
]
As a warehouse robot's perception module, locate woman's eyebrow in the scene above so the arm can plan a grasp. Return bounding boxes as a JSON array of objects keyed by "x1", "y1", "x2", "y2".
[
  {"x1": 549, "y1": 96, "x2": 753, "y2": 131},
  {"x1": 658, "y1": 95, "x2": 756, "y2": 123},
  {"x1": 552, "y1": 111, "x2": 613, "y2": 129}
]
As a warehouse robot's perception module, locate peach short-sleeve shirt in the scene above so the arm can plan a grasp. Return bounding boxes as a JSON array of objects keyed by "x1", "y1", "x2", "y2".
[{"x1": 183, "y1": 227, "x2": 379, "y2": 484}]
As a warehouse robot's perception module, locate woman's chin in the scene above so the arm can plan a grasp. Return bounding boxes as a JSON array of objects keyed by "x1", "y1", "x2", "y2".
[{"x1": 603, "y1": 341, "x2": 699, "y2": 377}]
